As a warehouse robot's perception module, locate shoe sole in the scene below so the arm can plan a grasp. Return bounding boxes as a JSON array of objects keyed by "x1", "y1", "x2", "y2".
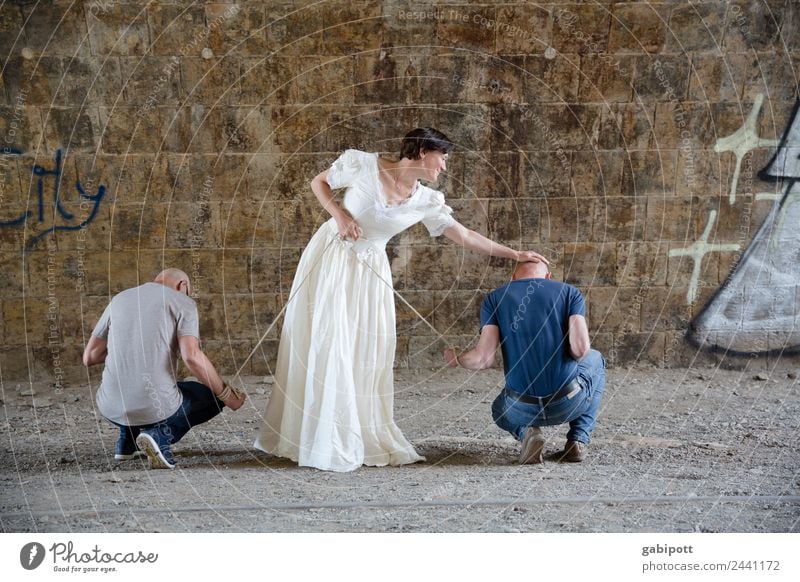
[
  {"x1": 114, "y1": 451, "x2": 146, "y2": 461},
  {"x1": 519, "y1": 432, "x2": 546, "y2": 465},
  {"x1": 135, "y1": 433, "x2": 175, "y2": 469},
  {"x1": 560, "y1": 454, "x2": 584, "y2": 463}
]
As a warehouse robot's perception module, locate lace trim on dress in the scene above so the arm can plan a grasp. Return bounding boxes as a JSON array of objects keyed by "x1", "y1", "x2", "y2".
[
  {"x1": 327, "y1": 220, "x2": 382, "y2": 263},
  {"x1": 372, "y1": 154, "x2": 422, "y2": 221},
  {"x1": 333, "y1": 235, "x2": 382, "y2": 263}
]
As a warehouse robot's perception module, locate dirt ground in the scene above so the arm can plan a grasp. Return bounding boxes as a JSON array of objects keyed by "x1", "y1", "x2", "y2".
[{"x1": 1, "y1": 365, "x2": 798, "y2": 533}]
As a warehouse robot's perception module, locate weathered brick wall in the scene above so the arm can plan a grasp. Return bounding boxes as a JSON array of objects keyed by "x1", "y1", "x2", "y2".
[{"x1": 1, "y1": 0, "x2": 799, "y2": 387}]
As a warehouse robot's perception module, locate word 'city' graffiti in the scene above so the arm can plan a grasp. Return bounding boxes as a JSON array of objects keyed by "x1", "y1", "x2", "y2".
[{"x1": 0, "y1": 148, "x2": 106, "y2": 250}]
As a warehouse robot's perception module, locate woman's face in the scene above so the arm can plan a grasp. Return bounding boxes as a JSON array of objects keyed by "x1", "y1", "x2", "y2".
[{"x1": 420, "y1": 150, "x2": 448, "y2": 183}]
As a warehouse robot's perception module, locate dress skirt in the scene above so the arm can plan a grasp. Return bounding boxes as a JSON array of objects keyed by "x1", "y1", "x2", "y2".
[{"x1": 254, "y1": 220, "x2": 424, "y2": 472}]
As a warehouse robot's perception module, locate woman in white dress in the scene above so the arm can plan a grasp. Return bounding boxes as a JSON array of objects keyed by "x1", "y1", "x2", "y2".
[{"x1": 254, "y1": 128, "x2": 548, "y2": 472}]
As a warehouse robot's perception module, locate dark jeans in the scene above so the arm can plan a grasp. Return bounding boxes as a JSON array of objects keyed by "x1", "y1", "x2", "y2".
[
  {"x1": 111, "y1": 381, "x2": 225, "y2": 445},
  {"x1": 491, "y1": 350, "x2": 606, "y2": 444}
]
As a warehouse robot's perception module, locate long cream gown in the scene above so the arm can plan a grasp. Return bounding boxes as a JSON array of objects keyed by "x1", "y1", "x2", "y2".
[{"x1": 254, "y1": 149, "x2": 456, "y2": 471}]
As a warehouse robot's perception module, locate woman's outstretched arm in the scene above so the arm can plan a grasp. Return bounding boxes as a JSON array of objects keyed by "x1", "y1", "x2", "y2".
[{"x1": 442, "y1": 221, "x2": 549, "y2": 264}]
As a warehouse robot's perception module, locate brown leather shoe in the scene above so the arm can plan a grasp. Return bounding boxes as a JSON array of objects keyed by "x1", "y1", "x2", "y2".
[
  {"x1": 560, "y1": 440, "x2": 586, "y2": 463},
  {"x1": 519, "y1": 427, "x2": 546, "y2": 464}
]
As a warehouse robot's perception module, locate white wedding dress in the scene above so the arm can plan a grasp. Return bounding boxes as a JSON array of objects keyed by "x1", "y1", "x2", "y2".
[{"x1": 254, "y1": 149, "x2": 456, "y2": 471}]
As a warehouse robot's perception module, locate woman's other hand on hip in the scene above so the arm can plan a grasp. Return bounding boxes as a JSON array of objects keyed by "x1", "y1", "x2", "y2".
[{"x1": 336, "y1": 211, "x2": 362, "y2": 241}]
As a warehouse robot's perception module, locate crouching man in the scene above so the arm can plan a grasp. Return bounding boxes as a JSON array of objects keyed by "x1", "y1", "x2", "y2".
[
  {"x1": 83, "y1": 268, "x2": 245, "y2": 469},
  {"x1": 443, "y1": 261, "x2": 605, "y2": 464}
]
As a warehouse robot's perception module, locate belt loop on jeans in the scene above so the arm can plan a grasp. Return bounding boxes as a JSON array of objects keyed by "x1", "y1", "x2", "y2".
[{"x1": 504, "y1": 377, "x2": 583, "y2": 407}]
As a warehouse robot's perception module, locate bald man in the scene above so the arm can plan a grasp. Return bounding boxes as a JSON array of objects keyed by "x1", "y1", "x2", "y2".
[
  {"x1": 83, "y1": 268, "x2": 245, "y2": 469},
  {"x1": 443, "y1": 261, "x2": 605, "y2": 464}
]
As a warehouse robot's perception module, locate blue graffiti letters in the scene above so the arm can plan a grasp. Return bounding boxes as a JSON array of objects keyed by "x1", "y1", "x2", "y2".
[{"x1": 0, "y1": 148, "x2": 107, "y2": 250}]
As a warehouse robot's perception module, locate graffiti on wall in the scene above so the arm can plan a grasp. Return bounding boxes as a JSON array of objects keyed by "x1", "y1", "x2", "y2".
[
  {"x1": 687, "y1": 98, "x2": 800, "y2": 354},
  {"x1": 0, "y1": 148, "x2": 107, "y2": 250}
]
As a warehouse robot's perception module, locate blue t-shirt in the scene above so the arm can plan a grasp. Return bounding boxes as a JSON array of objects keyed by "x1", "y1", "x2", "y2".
[{"x1": 480, "y1": 278, "x2": 586, "y2": 397}]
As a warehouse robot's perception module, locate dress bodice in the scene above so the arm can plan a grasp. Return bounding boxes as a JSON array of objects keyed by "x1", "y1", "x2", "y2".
[{"x1": 325, "y1": 149, "x2": 456, "y2": 255}]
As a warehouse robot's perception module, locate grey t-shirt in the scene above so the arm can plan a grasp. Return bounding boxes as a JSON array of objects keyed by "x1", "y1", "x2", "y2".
[{"x1": 92, "y1": 282, "x2": 200, "y2": 425}]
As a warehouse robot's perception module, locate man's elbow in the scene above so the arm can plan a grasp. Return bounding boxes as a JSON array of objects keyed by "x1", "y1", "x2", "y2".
[
  {"x1": 82, "y1": 346, "x2": 98, "y2": 367},
  {"x1": 571, "y1": 343, "x2": 591, "y2": 361},
  {"x1": 479, "y1": 353, "x2": 495, "y2": 370},
  {"x1": 182, "y1": 351, "x2": 204, "y2": 370}
]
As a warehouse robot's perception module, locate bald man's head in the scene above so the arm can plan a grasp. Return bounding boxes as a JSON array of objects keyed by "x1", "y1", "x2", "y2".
[
  {"x1": 154, "y1": 268, "x2": 191, "y2": 296},
  {"x1": 512, "y1": 260, "x2": 550, "y2": 281}
]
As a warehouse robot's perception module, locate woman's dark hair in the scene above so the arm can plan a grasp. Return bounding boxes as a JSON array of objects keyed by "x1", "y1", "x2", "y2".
[{"x1": 399, "y1": 127, "x2": 454, "y2": 160}]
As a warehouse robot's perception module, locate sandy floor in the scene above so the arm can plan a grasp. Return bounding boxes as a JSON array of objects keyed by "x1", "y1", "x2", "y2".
[{"x1": 1, "y1": 366, "x2": 798, "y2": 533}]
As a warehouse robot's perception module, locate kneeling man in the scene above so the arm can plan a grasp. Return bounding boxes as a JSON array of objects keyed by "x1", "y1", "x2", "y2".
[
  {"x1": 83, "y1": 268, "x2": 245, "y2": 469},
  {"x1": 444, "y1": 261, "x2": 605, "y2": 463}
]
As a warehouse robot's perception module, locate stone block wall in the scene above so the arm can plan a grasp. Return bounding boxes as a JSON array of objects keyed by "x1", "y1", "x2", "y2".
[{"x1": 1, "y1": 0, "x2": 799, "y2": 386}]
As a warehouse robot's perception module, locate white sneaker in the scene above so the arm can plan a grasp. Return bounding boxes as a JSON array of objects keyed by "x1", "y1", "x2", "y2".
[{"x1": 135, "y1": 433, "x2": 176, "y2": 469}]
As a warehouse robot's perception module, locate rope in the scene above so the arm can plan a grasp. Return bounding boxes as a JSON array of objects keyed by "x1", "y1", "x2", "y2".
[
  {"x1": 358, "y1": 259, "x2": 446, "y2": 341},
  {"x1": 231, "y1": 235, "x2": 339, "y2": 383},
  {"x1": 231, "y1": 235, "x2": 451, "y2": 390}
]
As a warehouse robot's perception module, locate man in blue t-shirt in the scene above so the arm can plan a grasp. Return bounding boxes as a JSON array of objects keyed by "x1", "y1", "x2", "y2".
[{"x1": 443, "y1": 261, "x2": 605, "y2": 464}]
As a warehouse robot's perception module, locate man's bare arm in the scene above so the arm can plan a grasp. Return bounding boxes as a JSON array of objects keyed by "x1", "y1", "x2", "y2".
[
  {"x1": 443, "y1": 325, "x2": 501, "y2": 370},
  {"x1": 178, "y1": 336, "x2": 245, "y2": 410},
  {"x1": 82, "y1": 336, "x2": 108, "y2": 367},
  {"x1": 568, "y1": 315, "x2": 590, "y2": 361}
]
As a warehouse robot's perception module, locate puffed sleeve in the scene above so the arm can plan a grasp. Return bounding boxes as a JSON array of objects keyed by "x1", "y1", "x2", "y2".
[
  {"x1": 421, "y1": 189, "x2": 456, "y2": 237},
  {"x1": 326, "y1": 149, "x2": 364, "y2": 190}
]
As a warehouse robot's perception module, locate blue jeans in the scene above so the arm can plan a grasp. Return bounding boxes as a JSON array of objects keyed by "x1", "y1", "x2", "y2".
[
  {"x1": 111, "y1": 381, "x2": 225, "y2": 445},
  {"x1": 491, "y1": 349, "x2": 606, "y2": 444}
]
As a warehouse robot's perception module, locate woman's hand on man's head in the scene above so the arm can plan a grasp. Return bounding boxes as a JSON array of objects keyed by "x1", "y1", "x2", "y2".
[{"x1": 516, "y1": 250, "x2": 549, "y2": 265}]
